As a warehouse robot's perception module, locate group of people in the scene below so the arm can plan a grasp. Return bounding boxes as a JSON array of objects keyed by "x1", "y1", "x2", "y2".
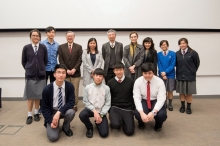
[{"x1": 21, "y1": 27, "x2": 200, "y2": 142}]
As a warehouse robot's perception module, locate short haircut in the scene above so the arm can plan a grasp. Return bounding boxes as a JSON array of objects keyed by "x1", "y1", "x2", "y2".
[
  {"x1": 93, "y1": 68, "x2": 105, "y2": 76},
  {"x1": 66, "y1": 31, "x2": 75, "y2": 36},
  {"x1": 159, "y1": 40, "x2": 169, "y2": 47},
  {"x1": 107, "y1": 29, "x2": 116, "y2": 35},
  {"x1": 30, "y1": 29, "x2": 41, "y2": 39},
  {"x1": 129, "y1": 31, "x2": 138, "y2": 38},
  {"x1": 54, "y1": 64, "x2": 67, "y2": 73},
  {"x1": 141, "y1": 63, "x2": 155, "y2": 73},
  {"x1": 113, "y1": 62, "x2": 124, "y2": 69},
  {"x1": 45, "y1": 26, "x2": 56, "y2": 33}
]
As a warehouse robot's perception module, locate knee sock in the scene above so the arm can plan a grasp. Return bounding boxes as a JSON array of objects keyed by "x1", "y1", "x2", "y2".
[
  {"x1": 187, "y1": 102, "x2": 191, "y2": 109},
  {"x1": 168, "y1": 99, "x2": 172, "y2": 105},
  {"x1": 181, "y1": 101, "x2": 185, "y2": 107}
]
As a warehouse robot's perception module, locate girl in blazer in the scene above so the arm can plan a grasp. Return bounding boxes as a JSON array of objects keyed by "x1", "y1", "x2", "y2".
[
  {"x1": 82, "y1": 38, "x2": 103, "y2": 86},
  {"x1": 157, "y1": 40, "x2": 176, "y2": 111},
  {"x1": 176, "y1": 38, "x2": 200, "y2": 114},
  {"x1": 123, "y1": 31, "x2": 144, "y2": 81},
  {"x1": 142, "y1": 37, "x2": 158, "y2": 75}
]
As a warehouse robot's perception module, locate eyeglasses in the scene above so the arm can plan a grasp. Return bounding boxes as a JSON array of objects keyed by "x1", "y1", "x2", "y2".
[{"x1": 31, "y1": 35, "x2": 40, "y2": 38}]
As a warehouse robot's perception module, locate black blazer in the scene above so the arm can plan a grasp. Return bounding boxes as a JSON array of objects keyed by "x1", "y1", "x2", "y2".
[{"x1": 143, "y1": 49, "x2": 158, "y2": 75}]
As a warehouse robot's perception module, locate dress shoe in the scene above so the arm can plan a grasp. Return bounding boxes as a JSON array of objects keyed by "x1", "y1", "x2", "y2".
[
  {"x1": 168, "y1": 105, "x2": 173, "y2": 111},
  {"x1": 138, "y1": 124, "x2": 145, "y2": 130},
  {"x1": 73, "y1": 106, "x2": 78, "y2": 112},
  {"x1": 186, "y1": 108, "x2": 192, "y2": 114},
  {"x1": 86, "y1": 129, "x2": 93, "y2": 138},
  {"x1": 34, "y1": 114, "x2": 40, "y2": 122},
  {"x1": 26, "y1": 116, "x2": 32, "y2": 125},
  {"x1": 62, "y1": 128, "x2": 73, "y2": 137},
  {"x1": 179, "y1": 107, "x2": 185, "y2": 113},
  {"x1": 154, "y1": 122, "x2": 162, "y2": 132}
]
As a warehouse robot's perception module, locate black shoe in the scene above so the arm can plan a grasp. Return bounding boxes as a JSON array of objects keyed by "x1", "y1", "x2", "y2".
[
  {"x1": 179, "y1": 107, "x2": 185, "y2": 113},
  {"x1": 86, "y1": 129, "x2": 93, "y2": 138},
  {"x1": 168, "y1": 105, "x2": 173, "y2": 111},
  {"x1": 154, "y1": 122, "x2": 162, "y2": 132},
  {"x1": 62, "y1": 128, "x2": 73, "y2": 137},
  {"x1": 26, "y1": 116, "x2": 32, "y2": 124},
  {"x1": 186, "y1": 108, "x2": 192, "y2": 114},
  {"x1": 34, "y1": 114, "x2": 40, "y2": 122},
  {"x1": 138, "y1": 124, "x2": 145, "y2": 130}
]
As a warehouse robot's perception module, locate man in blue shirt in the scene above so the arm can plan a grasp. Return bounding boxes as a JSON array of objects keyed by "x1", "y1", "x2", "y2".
[{"x1": 41, "y1": 26, "x2": 59, "y2": 84}]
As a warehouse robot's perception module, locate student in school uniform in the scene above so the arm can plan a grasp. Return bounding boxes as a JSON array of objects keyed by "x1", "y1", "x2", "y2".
[
  {"x1": 21, "y1": 29, "x2": 48, "y2": 124},
  {"x1": 176, "y1": 38, "x2": 200, "y2": 114},
  {"x1": 82, "y1": 38, "x2": 103, "y2": 87},
  {"x1": 142, "y1": 37, "x2": 158, "y2": 75},
  {"x1": 157, "y1": 40, "x2": 176, "y2": 111}
]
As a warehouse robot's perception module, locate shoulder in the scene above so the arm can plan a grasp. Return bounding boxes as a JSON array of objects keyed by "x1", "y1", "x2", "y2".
[
  {"x1": 73, "y1": 43, "x2": 82, "y2": 48},
  {"x1": 40, "y1": 40, "x2": 47, "y2": 44},
  {"x1": 103, "y1": 84, "x2": 110, "y2": 91},
  {"x1": 124, "y1": 45, "x2": 130, "y2": 49},
  {"x1": 43, "y1": 83, "x2": 53, "y2": 92},
  {"x1": 107, "y1": 77, "x2": 116, "y2": 85},
  {"x1": 137, "y1": 44, "x2": 144, "y2": 49},
  {"x1": 83, "y1": 49, "x2": 88, "y2": 54},
  {"x1": 59, "y1": 43, "x2": 67, "y2": 48},
  {"x1": 115, "y1": 41, "x2": 123, "y2": 46},
  {"x1": 134, "y1": 76, "x2": 143, "y2": 85},
  {"x1": 23, "y1": 44, "x2": 31, "y2": 50},
  {"x1": 39, "y1": 43, "x2": 47, "y2": 49},
  {"x1": 153, "y1": 76, "x2": 164, "y2": 84},
  {"x1": 125, "y1": 76, "x2": 134, "y2": 83},
  {"x1": 65, "y1": 81, "x2": 74, "y2": 89}
]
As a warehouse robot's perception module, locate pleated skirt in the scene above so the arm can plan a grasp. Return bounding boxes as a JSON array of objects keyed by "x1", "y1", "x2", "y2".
[
  {"x1": 163, "y1": 78, "x2": 176, "y2": 92},
  {"x1": 176, "y1": 80, "x2": 197, "y2": 94}
]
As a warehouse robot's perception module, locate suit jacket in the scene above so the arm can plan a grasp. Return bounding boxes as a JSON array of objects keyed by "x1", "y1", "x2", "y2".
[
  {"x1": 82, "y1": 50, "x2": 103, "y2": 86},
  {"x1": 58, "y1": 42, "x2": 83, "y2": 78},
  {"x1": 41, "y1": 81, "x2": 75, "y2": 127},
  {"x1": 102, "y1": 41, "x2": 123, "y2": 76},
  {"x1": 143, "y1": 49, "x2": 158, "y2": 75},
  {"x1": 123, "y1": 44, "x2": 144, "y2": 80}
]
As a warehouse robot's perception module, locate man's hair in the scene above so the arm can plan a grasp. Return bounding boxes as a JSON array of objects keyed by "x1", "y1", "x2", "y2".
[
  {"x1": 141, "y1": 63, "x2": 155, "y2": 73},
  {"x1": 107, "y1": 29, "x2": 116, "y2": 35},
  {"x1": 45, "y1": 26, "x2": 56, "y2": 33},
  {"x1": 54, "y1": 64, "x2": 67, "y2": 73},
  {"x1": 66, "y1": 31, "x2": 75, "y2": 36},
  {"x1": 30, "y1": 29, "x2": 41, "y2": 40},
  {"x1": 93, "y1": 68, "x2": 105, "y2": 76},
  {"x1": 113, "y1": 62, "x2": 124, "y2": 69}
]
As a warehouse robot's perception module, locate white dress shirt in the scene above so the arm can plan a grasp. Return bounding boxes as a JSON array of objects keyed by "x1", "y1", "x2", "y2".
[
  {"x1": 163, "y1": 50, "x2": 169, "y2": 56},
  {"x1": 181, "y1": 48, "x2": 188, "y2": 55},
  {"x1": 133, "y1": 75, "x2": 166, "y2": 111},
  {"x1": 53, "y1": 81, "x2": 65, "y2": 110},
  {"x1": 109, "y1": 42, "x2": 115, "y2": 48},
  {"x1": 32, "y1": 43, "x2": 39, "y2": 52},
  {"x1": 115, "y1": 75, "x2": 125, "y2": 82}
]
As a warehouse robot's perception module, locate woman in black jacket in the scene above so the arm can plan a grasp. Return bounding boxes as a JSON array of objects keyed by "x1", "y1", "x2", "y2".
[
  {"x1": 142, "y1": 37, "x2": 157, "y2": 75},
  {"x1": 176, "y1": 38, "x2": 200, "y2": 114}
]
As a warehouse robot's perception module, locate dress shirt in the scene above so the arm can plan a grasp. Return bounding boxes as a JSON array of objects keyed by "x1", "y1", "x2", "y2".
[
  {"x1": 32, "y1": 43, "x2": 39, "y2": 52},
  {"x1": 109, "y1": 42, "x2": 115, "y2": 48},
  {"x1": 68, "y1": 42, "x2": 74, "y2": 48},
  {"x1": 133, "y1": 76, "x2": 166, "y2": 111},
  {"x1": 53, "y1": 81, "x2": 65, "y2": 110},
  {"x1": 41, "y1": 39, "x2": 59, "y2": 71},
  {"x1": 163, "y1": 50, "x2": 169, "y2": 56},
  {"x1": 181, "y1": 48, "x2": 188, "y2": 55},
  {"x1": 115, "y1": 75, "x2": 125, "y2": 82},
  {"x1": 83, "y1": 83, "x2": 111, "y2": 115}
]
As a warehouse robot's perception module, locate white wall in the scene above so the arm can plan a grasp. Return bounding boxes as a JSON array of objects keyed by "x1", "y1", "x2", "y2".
[{"x1": 0, "y1": 31, "x2": 220, "y2": 98}]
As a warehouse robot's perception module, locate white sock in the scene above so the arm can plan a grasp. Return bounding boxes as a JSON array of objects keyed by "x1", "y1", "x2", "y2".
[
  {"x1": 28, "y1": 112, "x2": 32, "y2": 117},
  {"x1": 34, "y1": 109, "x2": 39, "y2": 115}
]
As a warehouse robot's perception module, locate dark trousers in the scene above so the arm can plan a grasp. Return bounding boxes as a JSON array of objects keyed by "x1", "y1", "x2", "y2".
[
  {"x1": 134, "y1": 99, "x2": 167, "y2": 126},
  {"x1": 79, "y1": 108, "x2": 109, "y2": 138},
  {"x1": 105, "y1": 68, "x2": 115, "y2": 84},
  {"x1": 46, "y1": 71, "x2": 55, "y2": 84},
  {"x1": 109, "y1": 107, "x2": 134, "y2": 136}
]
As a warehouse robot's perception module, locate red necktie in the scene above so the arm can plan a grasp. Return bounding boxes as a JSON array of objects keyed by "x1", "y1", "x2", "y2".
[
  {"x1": 69, "y1": 45, "x2": 72, "y2": 53},
  {"x1": 146, "y1": 81, "x2": 151, "y2": 109},
  {"x1": 118, "y1": 79, "x2": 122, "y2": 83}
]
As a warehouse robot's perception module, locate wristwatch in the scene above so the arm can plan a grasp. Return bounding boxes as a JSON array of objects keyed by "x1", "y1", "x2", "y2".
[
  {"x1": 151, "y1": 110, "x2": 157, "y2": 116},
  {"x1": 99, "y1": 114, "x2": 104, "y2": 118}
]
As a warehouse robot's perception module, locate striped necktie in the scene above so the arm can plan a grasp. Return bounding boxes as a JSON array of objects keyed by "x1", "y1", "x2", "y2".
[
  {"x1": 34, "y1": 45, "x2": 38, "y2": 55},
  {"x1": 58, "y1": 87, "x2": 63, "y2": 110}
]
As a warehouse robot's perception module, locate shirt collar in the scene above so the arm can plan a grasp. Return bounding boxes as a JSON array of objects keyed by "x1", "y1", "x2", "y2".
[
  {"x1": 68, "y1": 42, "x2": 73, "y2": 47},
  {"x1": 109, "y1": 42, "x2": 115, "y2": 46},
  {"x1": 46, "y1": 39, "x2": 55, "y2": 44},
  {"x1": 143, "y1": 75, "x2": 155, "y2": 84},
  {"x1": 53, "y1": 81, "x2": 65, "y2": 91},
  {"x1": 115, "y1": 75, "x2": 125, "y2": 82},
  {"x1": 163, "y1": 50, "x2": 169, "y2": 55},
  {"x1": 32, "y1": 43, "x2": 39, "y2": 48},
  {"x1": 181, "y1": 48, "x2": 188, "y2": 54}
]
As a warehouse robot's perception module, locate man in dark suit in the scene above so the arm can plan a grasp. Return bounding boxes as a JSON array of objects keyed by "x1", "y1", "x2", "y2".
[
  {"x1": 58, "y1": 31, "x2": 83, "y2": 112},
  {"x1": 102, "y1": 29, "x2": 123, "y2": 84}
]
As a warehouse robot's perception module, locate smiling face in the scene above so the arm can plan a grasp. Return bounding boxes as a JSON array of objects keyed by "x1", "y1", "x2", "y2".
[
  {"x1": 142, "y1": 71, "x2": 154, "y2": 81},
  {"x1": 160, "y1": 42, "x2": 168, "y2": 51},
  {"x1": 179, "y1": 40, "x2": 188, "y2": 50},
  {"x1": 144, "y1": 42, "x2": 152, "y2": 50},
  {"x1": 130, "y1": 33, "x2": 138, "y2": 43},
  {"x1": 66, "y1": 32, "x2": 75, "y2": 43},
  {"x1": 93, "y1": 74, "x2": 104, "y2": 85},
  {"x1": 113, "y1": 68, "x2": 124, "y2": 79},
  {"x1": 31, "y1": 31, "x2": 40, "y2": 44}
]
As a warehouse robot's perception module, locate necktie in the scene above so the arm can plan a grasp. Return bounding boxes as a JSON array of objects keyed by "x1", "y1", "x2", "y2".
[
  {"x1": 164, "y1": 51, "x2": 166, "y2": 56},
  {"x1": 146, "y1": 81, "x2": 151, "y2": 109},
  {"x1": 34, "y1": 45, "x2": 37, "y2": 55},
  {"x1": 58, "y1": 87, "x2": 63, "y2": 110},
  {"x1": 183, "y1": 50, "x2": 185, "y2": 55},
  {"x1": 69, "y1": 45, "x2": 72, "y2": 53},
  {"x1": 118, "y1": 79, "x2": 122, "y2": 83}
]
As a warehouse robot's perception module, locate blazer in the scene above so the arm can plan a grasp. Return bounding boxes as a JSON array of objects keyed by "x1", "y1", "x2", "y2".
[
  {"x1": 102, "y1": 41, "x2": 123, "y2": 76},
  {"x1": 41, "y1": 81, "x2": 75, "y2": 127},
  {"x1": 82, "y1": 50, "x2": 103, "y2": 86},
  {"x1": 58, "y1": 42, "x2": 83, "y2": 78},
  {"x1": 123, "y1": 44, "x2": 144, "y2": 80},
  {"x1": 143, "y1": 49, "x2": 158, "y2": 75},
  {"x1": 21, "y1": 44, "x2": 48, "y2": 80}
]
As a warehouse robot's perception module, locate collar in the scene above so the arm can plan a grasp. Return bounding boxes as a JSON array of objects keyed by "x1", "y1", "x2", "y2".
[
  {"x1": 109, "y1": 42, "x2": 115, "y2": 46},
  {"x1": 181, "y1": 48, "x2": 188, "y2": 54},
  {"x1": 115, "y1": 75, "x2": 125, "y2": 82},
  {"x1": 163, "y1": 50, "x2": 169, "y2": 55},
  {"x1": 32, "y1": 43, "x2": 39, "y2": 48},
  {"x1": 53, "y1": 81, "x2": 65, "y2": 91},
  {"x1": 143, "y1": 75, "x2": 155, "y2": 84},
  {"x1": 92, "y1": 82, "x2": 103, "y2": 87},
  {"x1": 68, "y1": 42, "x2": 74, "y2": 47},
  {"x1": 46, "y1": 39, "x2": 55, "y2": 44}
]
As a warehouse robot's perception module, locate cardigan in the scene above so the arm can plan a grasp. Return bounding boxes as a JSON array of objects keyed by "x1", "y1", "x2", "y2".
[
  {"x1": 41, "y1": 81, "x2": 75, "y2": 127},
  {"x1": 143, "y1": 49, "x2": 158, "y2": 75}
]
